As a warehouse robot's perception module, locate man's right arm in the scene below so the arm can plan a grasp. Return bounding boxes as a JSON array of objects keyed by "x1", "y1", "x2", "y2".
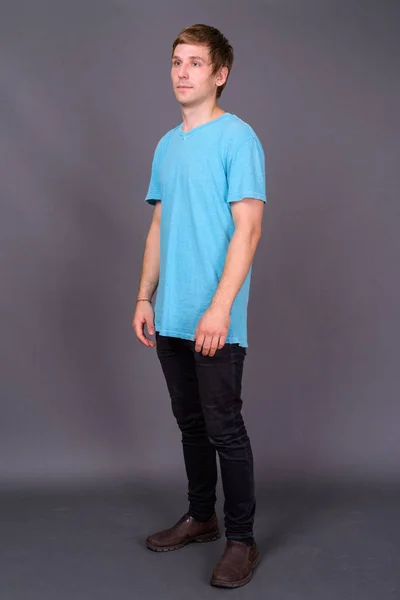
[
  {"x1": 132, "y1": 201, "x2": 161, "y2": 347},
  {"x1": 137, "y1": 200, "x2": 161, "y2": 302}
]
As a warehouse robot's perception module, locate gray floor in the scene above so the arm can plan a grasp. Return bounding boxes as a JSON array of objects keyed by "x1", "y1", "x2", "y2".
[{"x1": 1, "y1": 479, "x2": 399, "y2": 599}]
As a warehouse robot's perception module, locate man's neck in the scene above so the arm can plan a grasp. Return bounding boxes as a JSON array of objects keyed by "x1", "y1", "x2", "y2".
[{"x1": 181, "y1": 103, "x2": 226, "y2": 133}]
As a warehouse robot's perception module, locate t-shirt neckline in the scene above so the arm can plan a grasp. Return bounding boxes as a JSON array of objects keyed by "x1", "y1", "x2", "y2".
[{"x1": 179, "y1": 112, "x2": 232, "y2": 138}]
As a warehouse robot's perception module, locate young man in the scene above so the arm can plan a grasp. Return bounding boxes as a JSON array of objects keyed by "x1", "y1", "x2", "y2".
[{"x1": 132, "y1": 24, "x2": 266, "y2": 588}]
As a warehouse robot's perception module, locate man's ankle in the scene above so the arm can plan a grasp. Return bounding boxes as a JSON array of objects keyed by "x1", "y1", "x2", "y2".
[
  {"x1": 187, "y1": 511, "x2": 215, "y2": 523},
  {"x1": 227, "y1": 536, "x2": 254, "y2": 546}
]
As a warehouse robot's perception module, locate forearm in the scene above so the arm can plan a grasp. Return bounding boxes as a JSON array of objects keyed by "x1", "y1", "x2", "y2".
[
  {"x1": 137, "y1": 223, "x2": 160, "y2": 301},
  {"x1": 210, "y1": 229, "x2": 261, "y2": 312}
]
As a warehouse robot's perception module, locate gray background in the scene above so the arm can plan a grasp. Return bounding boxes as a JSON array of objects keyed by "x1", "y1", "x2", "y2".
[{"x1": 1, "y1": 0, "x2": 399, "y2": 488}]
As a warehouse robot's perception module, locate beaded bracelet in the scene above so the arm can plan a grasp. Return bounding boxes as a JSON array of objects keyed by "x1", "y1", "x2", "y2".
[{"x1": 136, "y1": 298, "x2": 152, "y2": 303}]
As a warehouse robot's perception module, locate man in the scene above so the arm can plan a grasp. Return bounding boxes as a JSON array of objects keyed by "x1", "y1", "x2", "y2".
[{"x1": 132, "y1": 24, "x2": 266, "y2": 588}]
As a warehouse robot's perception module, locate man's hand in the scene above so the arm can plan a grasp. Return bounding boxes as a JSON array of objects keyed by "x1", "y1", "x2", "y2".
[
  {"x1": 132, "y1": 301, "x2": 156, "y2": 348},
  {"x1": 194, "y1": 305, "x2": 230, "y2": 356}
]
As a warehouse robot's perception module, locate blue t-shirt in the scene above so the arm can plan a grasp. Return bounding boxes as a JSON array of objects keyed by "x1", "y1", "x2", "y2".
[{"x1": 145, "y1": 112, "x2": 266, "y2": 347}]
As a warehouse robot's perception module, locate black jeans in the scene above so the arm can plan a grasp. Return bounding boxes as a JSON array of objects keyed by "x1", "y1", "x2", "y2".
[{"x1": 155, "y1": 332, "x2": 256, "y2": 542}]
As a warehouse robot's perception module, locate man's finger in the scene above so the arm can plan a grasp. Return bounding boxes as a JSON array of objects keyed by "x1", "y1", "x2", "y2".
[
  {"x1": 146, "y1": 320, "x2": 155, "y2": 336},
  {"x1": 202, "y1": 335, "x2": 212, "y2": 356},
  {"x1": 135, "y1": 321, "x2": 154, "y2": 347},
  {"x1": 208, "y1": 336, "x2": 220, "y2": 357},
  {"x1": 195, "y1": 333, "x2": 205, "y2": 353},
  {"x1": 145, "y1": 322, "x2": 156, "y2": 346}
]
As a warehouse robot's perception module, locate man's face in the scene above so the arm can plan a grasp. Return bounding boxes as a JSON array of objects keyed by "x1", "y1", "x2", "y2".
[{"x1": 171, "y1": 43, "x2": 223, "y2": 106}]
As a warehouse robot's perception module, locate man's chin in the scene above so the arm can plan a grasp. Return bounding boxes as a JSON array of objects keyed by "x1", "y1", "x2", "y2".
[
  {"x1": 176, "y1": 97, "x2": 194, "y2": 107},
  {"x1": 174, "y1": 91, "x2": 196, "y2": 103}
]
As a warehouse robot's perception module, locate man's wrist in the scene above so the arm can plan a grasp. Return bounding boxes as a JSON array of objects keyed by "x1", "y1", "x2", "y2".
[
  {"x1": 136, "y1": 298, "x2": 152, "y2": 303},
  {"x1": 210, "y1": 298, "x2": 232, "y2": 313}
]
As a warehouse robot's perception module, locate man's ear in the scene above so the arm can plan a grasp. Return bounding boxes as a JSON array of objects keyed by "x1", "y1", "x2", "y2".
[{"x1": 216, "y1": 66, "x2": 229, "y2": 86}]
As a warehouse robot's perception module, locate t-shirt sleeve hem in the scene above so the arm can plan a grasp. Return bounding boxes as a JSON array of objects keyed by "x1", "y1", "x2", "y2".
[
  {"x1": 227, "y1": 192, "x2": 266, "y2": 204},
  {"x1": 145, "y1": 196, "x2": 162, "y2": 205}
]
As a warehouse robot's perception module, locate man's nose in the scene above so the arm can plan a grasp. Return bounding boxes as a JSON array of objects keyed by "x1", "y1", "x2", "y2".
[{"x1": 178, "y1": 63, "x2": 189, "y2": 78}]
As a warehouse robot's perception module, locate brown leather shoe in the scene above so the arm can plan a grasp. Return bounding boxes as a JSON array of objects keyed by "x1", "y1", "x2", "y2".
[
  {"x1": 146, "y1": 513, "x2": 220, "y2": 552},
  {"x1": 210, "y1": 540, "x2": 260, "y2": 588}
]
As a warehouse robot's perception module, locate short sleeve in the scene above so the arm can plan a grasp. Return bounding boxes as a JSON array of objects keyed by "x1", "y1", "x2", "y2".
[
  {"x1": 226, "y1": 136, "x2": 266, "y2": 204},
  {"x1": 145, "y1": 139, "x2": 163, "y2": 206}
]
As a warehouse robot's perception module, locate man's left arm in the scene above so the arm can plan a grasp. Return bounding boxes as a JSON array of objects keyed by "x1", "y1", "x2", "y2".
[{"x1": 194, "y1": 198, "x2": 264, "y2": 355}]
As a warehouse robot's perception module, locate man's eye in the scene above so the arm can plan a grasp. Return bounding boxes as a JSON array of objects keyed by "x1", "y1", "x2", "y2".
[{"x1": 193, "y1": 62, "x2": 200, "y2": 66}]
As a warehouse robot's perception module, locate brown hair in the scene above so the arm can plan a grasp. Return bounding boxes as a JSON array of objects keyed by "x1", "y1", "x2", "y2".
[{"x1": 172, "y1": 24, "x2": 234, "y2": 99}]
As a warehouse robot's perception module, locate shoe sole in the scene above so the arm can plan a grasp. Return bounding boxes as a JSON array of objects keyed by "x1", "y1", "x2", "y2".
[
  {"x1": 146, "y1": 530, "x2": 221, "y2": 552},
  {"x1": 210, "y1": 550, "x2": 261, "y2": 588}
]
